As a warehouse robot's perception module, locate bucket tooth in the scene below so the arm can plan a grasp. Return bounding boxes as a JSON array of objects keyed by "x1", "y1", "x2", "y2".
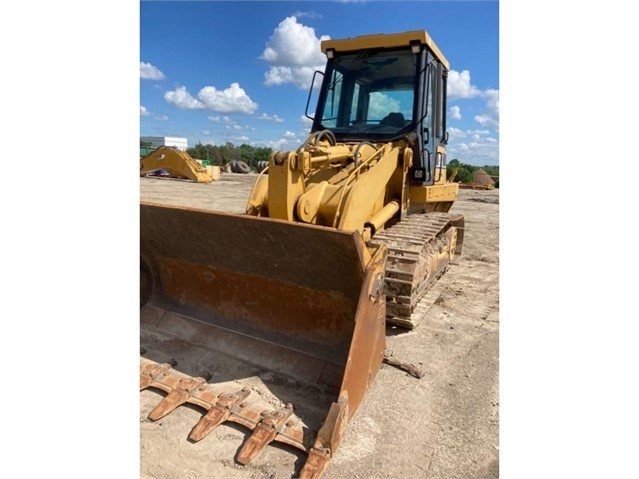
[
  {"x1": 189, "y1": 387, "x2": 251, "y2": 442},
  {"x1": 140, "y1": 361, "x2": 176, "y2": 391},
  {"x1": 236, "y1": 404, "x2": 294, "y2": 465},
  {"x1": 299, "y1": 448, "x2": 332, "y2": 479},
  {"x1": 148, "y1": 376, "x2": 207, "y2": 421}
]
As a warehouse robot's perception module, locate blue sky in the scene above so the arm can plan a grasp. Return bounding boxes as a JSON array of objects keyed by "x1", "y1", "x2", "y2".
[{"x1": 141, "y1": 1, "x2": 499, "y2": 165}]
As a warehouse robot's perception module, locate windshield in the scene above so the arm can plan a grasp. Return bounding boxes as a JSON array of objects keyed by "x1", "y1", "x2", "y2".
[{"x1": 315, "y1": 48, "x2": 418, "y2": 140}]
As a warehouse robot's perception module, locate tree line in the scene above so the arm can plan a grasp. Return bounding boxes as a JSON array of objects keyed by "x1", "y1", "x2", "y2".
[
  {"x1": 142, "y1": 140, "x2": 499, "y2": 182},
  {"x1": 186, "y1": 142, "x2": 272, "y2": 170}
]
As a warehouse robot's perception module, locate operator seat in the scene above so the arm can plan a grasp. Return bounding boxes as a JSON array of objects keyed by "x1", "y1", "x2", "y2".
[{"x1": 380, "y1": 112, "x2": 406, "y2": 128}]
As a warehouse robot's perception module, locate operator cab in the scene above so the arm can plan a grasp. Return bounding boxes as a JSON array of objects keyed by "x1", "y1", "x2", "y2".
[
  {"x1": 314, "y1": 48, "x2": 416, "y2": 137},
  {"x1": 308, "y1": 31, "x2": 449, "y2": 185}
]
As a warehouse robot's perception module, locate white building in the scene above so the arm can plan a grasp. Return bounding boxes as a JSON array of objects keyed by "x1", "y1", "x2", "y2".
[{"x1": 140, "y1": 136, "x2": 188, "y2": 151}]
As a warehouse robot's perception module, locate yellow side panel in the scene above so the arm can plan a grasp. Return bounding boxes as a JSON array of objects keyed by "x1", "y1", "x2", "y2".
[{"x1": 410, "y1": 183, "x2": 459, "y2": 204}]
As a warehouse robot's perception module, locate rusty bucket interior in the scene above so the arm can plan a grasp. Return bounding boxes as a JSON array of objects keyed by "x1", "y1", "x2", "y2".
[{"x1": 140, "y1": 202, "x2": 386, "y2": 477}]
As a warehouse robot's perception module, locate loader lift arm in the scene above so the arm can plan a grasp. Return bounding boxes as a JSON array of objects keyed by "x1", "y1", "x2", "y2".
[{"x1": 247, "y1": 132, "x2": 411, "y2": 242}]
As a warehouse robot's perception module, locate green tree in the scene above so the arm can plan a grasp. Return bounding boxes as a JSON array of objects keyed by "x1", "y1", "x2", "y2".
[
  {"x1": 446, "y1": 159, "x2": 474, "y2": 183},
  {"x1": 456, "y1": 164, "x2": 475, "y2": 184},
  {"x1": 481, "y1": 165, "x2": 500, "y2": 177}
]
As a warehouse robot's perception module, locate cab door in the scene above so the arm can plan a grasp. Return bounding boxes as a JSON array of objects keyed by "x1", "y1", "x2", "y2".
[
  {"x1": 432, "y1": 62, "x2": 448, "y2": 184},
  {"x1": 413, "y1": 56, "x2": 444, "y2": 186}
]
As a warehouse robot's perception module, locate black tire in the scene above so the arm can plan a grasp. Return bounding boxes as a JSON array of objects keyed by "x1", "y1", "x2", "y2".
[
  {"x1": 229, "y1": 160, "x2": 238, "y2": 173},
  {"x1": 236, "y1": 160, "x2": 250, "y2": 174}
]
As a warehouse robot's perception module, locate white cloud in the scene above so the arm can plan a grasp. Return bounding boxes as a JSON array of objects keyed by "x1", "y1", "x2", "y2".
[
  {"x1": 198, "y1": 83, "x2": 258, "y2": 114},
  {"x1": 474, "y1": 115, "x2": 494, "y2": 127},
  {"x1": 164, "y1": 86, "x2": 204, "y2": 110},
  {"x1": 296, "y1": 116, "x2": 314, "y2": 137},
  {"x1": 219, "y1": 116, "x2": 250, "y2": 130},
  {"x1": 449, "y1": 105, "x2": 461, "y2": 120},
  {"x1": 299, "y1": 115, "x2": 313, "y2": 126},
  {"x1": 299, "y1": 115, "x2": 313, "y2": 131},
  {"x1": 263, "y1": 66, "x2": 323, "y2": 90},
  {"x1": 208, "y1": 116, "x2": 253, "y2": 132},
  {"x1": 140, "y1": 106, "x2": 149, "y2": 117},
  {"x1": 474, "y1": 89, "x2": 499, "y2": 128},
  {"x1": 223, "y1": 116, "x2": 236, "y2": 127},
  {"x1": 292, "y1": 10, "x2": 322, "y2": 19},
  {"x1": 261, "y1": 17, "x2": 327, "y2": 67},
  {"x1": 165, "y1": 83, "x2": 258, "y2": 114},
  {"x1": 261, "y1": 16, "x2": 329, "y2": 89},
  {"x1": 257, "y1": 113, "x2": 284, "y2": 123},
  {"x1": 447, "y1": 68, "x2": 499, "y2": 129},
  {"x1": 266, "y1": 130, "x2": 304, "y2": 150},
  {"x1": 448, "y1": 128, "x2": 490, "y2": 140},
  {"x1": 140, "y1": 62, "x2": 165, "y2": 80},
  {"x1": 368, "y1": 92, "x2": 401, "y2": 119},
  {"x1": 448, "y1": 127, "x2": 466, "y2": 139},
  {"x1": 268, "y1": 138, "x2": 288, "y2": 149},
  {"x1": 446, "y1": 127, "x2": 499, "y2": 165},
  {"x1": 447, "y1": 70, "x2": 480, "y2": 99},
  {"x1": 469, "y1": 130, "x2": 491, "y2": 141},
  {"x1": 470, "y1": 129, "x2": 491, "y2": 137},
  {"x1": 155, "y1": 115, "x2": 169, "y2": 121},
  {"x1": 198, "y1": 138, "x2": 219, "y2": 146}
]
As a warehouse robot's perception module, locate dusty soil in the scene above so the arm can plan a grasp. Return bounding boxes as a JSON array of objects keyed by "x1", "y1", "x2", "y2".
[{"x1": 140, "y1": 174, "x2": 499, "y2": 479}]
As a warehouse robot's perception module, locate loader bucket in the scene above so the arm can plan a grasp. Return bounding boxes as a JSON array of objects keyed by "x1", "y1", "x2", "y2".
[{"x1": 140, "y1": 202, "x2": 387, "y2": 478}]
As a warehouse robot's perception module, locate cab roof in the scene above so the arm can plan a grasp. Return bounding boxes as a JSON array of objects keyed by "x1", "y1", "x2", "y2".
[{"x1": 321, "y1": 30, "x2": 450, "y2": 71}]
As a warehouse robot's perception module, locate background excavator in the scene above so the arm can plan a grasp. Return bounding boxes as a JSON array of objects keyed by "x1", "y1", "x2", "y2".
[
  {"x1": 141, "y1": 30, "x2": 464, "y2": 478},
  {"x1": 140, "y1": 146, "x2": 213, "y2": 183}
]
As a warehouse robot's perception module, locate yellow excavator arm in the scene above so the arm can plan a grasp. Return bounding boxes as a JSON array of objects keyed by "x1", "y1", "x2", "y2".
[{"x1": 140, "y1": 146, "x2": 213, "y2": 183}]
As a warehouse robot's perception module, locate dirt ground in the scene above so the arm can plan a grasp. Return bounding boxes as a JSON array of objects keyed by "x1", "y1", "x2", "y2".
[{"x1": 140, "y1": 173, "x2": 499, "y2": 479}]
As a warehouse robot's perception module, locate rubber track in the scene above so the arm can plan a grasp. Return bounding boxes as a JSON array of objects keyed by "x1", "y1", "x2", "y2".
[{"x1": 370, "y1": 212, "x2": 464, "y2": 329}]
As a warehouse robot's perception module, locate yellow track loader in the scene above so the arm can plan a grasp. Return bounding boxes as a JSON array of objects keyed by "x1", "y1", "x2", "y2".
[
  {"x1": 140, "y1": 146, "x2": 213, "y2": 183},
  {"x1": 141, "y1": 30, "x2": 463, "y2": 478}
]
